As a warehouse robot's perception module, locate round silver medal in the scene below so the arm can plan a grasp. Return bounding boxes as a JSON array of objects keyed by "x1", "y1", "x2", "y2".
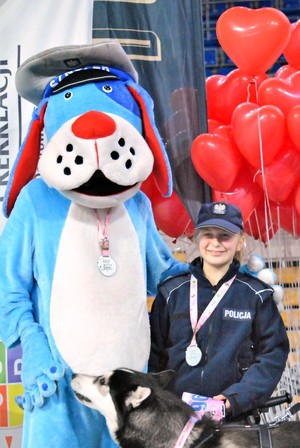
[
  {"x1": 97, "y1": 255, "x2": 116, "y2": 277},
  {"x1": 185, "y1": 344, "x2": 202, "y2": 367}
]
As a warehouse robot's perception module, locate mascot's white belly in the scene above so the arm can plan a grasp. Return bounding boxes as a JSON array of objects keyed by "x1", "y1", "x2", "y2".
[{"x1": 50, "y1": 202, "x2": 149, "y2": 375}]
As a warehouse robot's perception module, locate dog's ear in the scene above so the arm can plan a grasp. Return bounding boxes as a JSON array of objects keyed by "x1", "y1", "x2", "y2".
[
  {"x1": 125, "y1": 386, "x2": 151, "y2": 409},
  {"x1": 151, "y1": 370, "x2": 176, "y2": 389}
]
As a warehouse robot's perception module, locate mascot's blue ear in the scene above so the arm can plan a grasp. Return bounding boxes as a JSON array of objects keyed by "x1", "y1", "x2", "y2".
[
  {"x1": 126, "y1": 82, "x2": 172, "y2": 198},
  {"x1": 3, "y1": 100, "x2": 48, "y2": 217}
]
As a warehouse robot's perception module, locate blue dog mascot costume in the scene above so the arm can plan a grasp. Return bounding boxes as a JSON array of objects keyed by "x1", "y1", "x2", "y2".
[{"x1": 0, "y1": 42, "x2": 187, "y2": 447}]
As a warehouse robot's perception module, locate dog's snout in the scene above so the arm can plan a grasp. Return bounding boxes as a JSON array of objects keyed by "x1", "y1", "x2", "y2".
[
  {"x1": 72, "y1": 111, "x2": 116, "y2": 140},
  {"x1": 72, "y1": 373, "x2": 77, "y2": 379}
]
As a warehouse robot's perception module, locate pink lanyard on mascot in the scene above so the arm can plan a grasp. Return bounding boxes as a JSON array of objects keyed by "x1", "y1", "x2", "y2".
[{"x1": 94, "y1": 208, "x2": 117, "y2": 276}]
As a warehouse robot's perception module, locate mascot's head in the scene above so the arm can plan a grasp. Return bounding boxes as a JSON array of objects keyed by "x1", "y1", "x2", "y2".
[{"x1": 4, "y1": 41, "x2": 172, "y2": 215}]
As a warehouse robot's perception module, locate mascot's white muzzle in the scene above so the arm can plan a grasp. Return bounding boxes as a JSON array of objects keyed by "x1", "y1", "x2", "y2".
[{"x1": 38, "y1": 110, "x2": 154, "y2": 193}]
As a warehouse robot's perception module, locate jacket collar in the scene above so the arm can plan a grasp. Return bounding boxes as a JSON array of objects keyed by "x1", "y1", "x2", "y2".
[{"x1": 189, "y1": 257, "x2": 240, "y2": 287}]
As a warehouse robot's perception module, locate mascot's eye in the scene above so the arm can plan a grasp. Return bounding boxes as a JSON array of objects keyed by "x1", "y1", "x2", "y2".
[
  {"x1": 64, "y1": 91, "x2": 73, "y2": 100},
  {"x1": 102, "y1": 84, "x2": 113, "y2": 93}
]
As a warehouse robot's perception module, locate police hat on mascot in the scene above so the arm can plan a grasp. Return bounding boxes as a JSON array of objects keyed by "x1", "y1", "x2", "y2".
[{"x1": 4, "y1": 41, "x2": 172, "y2": 217}]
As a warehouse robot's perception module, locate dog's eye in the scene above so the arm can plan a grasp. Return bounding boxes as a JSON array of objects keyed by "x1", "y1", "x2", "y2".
[
  {"x1": 102, "y1": 85, "x2": 113, "y2": 93},
  {"x1": 98, "y1": 377, "x2": 106, "y2": 386},
  {"x1": 64, "y1": 91, "x2": 73, "y2": 100}
]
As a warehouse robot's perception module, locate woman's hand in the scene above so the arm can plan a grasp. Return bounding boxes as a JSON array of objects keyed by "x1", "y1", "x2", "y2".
[{"x1": 213, "y1": 394, "x2": 231, "y2": 410}]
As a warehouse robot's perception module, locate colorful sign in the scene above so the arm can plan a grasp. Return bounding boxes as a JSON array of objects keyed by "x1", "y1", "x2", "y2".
[{"x1": 0, "y1": 341, "x2": 23, "y2": 447}]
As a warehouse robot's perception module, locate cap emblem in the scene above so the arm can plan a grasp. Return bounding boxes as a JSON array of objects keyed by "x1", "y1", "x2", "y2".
[
  {"x1": 213, "y1": 203, "x2": 226, "y2": 215},
  {"x1": 64, "y1": 58, "x2": 82, "y2": 68}
]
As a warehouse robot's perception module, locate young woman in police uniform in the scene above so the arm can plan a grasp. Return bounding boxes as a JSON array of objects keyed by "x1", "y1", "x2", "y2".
[{"x1": 149, "y1": 202, "x2": 289, "y2": 422}]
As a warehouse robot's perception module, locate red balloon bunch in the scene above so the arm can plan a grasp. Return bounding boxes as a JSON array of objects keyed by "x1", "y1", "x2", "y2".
[
  {"x1": 141, "y1": 174, "x2": 195, "y2": 240},
  {"x1": 192, "y1": 7, "x2": 300, "y2": 242}
]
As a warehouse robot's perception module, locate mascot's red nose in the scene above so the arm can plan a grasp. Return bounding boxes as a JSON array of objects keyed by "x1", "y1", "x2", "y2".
[{"x1": 71, "y1": 111, "x2": 117, "y2": 139}]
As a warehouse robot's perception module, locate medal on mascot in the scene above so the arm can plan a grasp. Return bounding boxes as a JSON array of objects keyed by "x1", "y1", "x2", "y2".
[{"x1": 95, "y1": 209, "x2": 116, "y2": 276}]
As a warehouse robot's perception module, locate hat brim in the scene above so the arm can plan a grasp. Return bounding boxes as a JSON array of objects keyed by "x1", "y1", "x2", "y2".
[
  {"x1": 15, "y1": 41, "x2": 138, "y2": 106},
  {"x1": 195, "y1": 219, "x2": 242, "y2": 234}
]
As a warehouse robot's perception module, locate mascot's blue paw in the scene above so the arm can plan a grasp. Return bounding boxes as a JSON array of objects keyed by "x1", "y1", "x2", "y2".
[
  {"x1": 37, "y1": 372, "x2": 59, "y2": 397},
  {"x1": 17, "y1": 364, "x2": 65, "y2": 411},
  {"x1": 20, "y1": 324, "x2": 65, "y2": 409},
  {"x1": 160, "y1": 261, "x2": 189, "y2": 282}
]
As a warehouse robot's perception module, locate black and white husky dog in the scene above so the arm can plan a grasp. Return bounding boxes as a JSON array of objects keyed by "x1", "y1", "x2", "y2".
[{"x1": 71, "y1": 368, "x2": 300, "y2": 448}]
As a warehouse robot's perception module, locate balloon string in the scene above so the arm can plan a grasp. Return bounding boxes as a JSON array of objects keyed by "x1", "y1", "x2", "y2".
[
  {"x1": 253, "y1": 77, "x2": 275, "y2": 249},
  {"x1": 246, "y1": 82, "x2": 251, "y2": 102},
  {"x1": 181, "y1": 218, "x2": 194, "y2": 240},
  {"x1": 275, "y1": 204, "x2": 283, "y2": 283},
  {"x1": 246, "y1": 213, "x2": 255, "y2": 238},
  {"x1": 246, "y1": 76, "x2": 257, "y2": 103},
  {"x1": 253, "y1": 209, "x2": 261, "y2": 241},
  {"x1": 291, "y1": 206, "x2": 297, "y2": 238}
]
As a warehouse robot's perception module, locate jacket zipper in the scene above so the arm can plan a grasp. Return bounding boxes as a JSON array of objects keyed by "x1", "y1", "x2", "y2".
[{"x1": 199, "y1": 319, "x2": 213, "y2": 389}]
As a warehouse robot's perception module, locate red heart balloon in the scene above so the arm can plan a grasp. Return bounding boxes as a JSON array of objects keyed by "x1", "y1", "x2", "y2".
[
  {"x1": 287, "y1": 105, "x2": 300, "y2": 151},
  {"x1": 295, "y1": 184, "x2": 300, "y2": 216},
  {"x1": 141, "y1": 173, "x2": 158, "y2": 201},
  {"x1": 275, "y1": 64, "x2": 298, "y2": 79},
  {"x1": 245, "y1": 200, "x2": 278, "y2": 243},
  {"x1": 211, "y1": 124, "x2": 235, "y2": 141},
  {"x1": 213, "y1": 172, "x2": 262, "y2": 223},
  {"x1": 141, "y1": 175, "x2": 196, "y2": 238},
  {"x1": 206, "y1": 69, "x2": 267, "y2": 124},
  {"x1": 232, "y1": 102, "x2": 285, "y2": 168},
  {"x1": 253, "y1": 145, "x2": 300, "y2": 203},
  {"x1": 271, "y1": 201, "x2": 300, "y2": 237},
  {"x1": 258, "y1": 71, "x2": 300, "y2": 116},
  {"x1": 191, "y1": 131, "x2": 242, "y2": 191},
  {"x1": 216, "y1": 7, "x2": 291, "y2": 75},
  {"x1": 283, "y1": 20, "x2": 300, "y2": 69},
  {"x1": 207, "y1": 119, "x2": 223, "y2": 133},
  {"x1": 151, "y1": 190, "x2": 194, "y2": 239}
]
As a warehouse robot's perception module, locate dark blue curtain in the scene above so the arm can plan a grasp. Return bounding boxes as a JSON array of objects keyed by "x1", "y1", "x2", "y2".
[{"x1": 93, "y1": 0, "x2": 211, "y2": 223}]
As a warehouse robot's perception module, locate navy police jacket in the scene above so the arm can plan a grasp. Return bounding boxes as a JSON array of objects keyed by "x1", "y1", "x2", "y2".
[{"x1": 149, "y1": 258, "x2": 289, "y2": 419}]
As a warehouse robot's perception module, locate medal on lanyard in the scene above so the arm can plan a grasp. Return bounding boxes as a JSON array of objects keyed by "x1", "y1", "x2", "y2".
[
  {"x1": 95, "y1": 209, "x2": 116, "y2": 277},
  {"x1": 186, "y1": 274, "x2": 236, "y2": 367},
  {"x1": 185, "y1": 343, "x2": 202, "y2": 367},
  {"x1": 186, "y1": 276, "x2": 202, "y2": 366}
]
